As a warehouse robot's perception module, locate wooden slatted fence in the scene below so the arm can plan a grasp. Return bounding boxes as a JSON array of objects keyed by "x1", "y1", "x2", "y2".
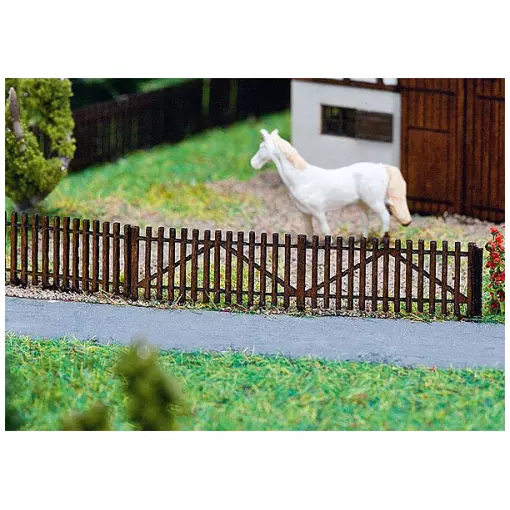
[
  {"x1": 69, "y1": 78, "x2": 291, "y2": 171},
  {"x1": 5, "y1": 212, "x2": 484, "y2": 317}
]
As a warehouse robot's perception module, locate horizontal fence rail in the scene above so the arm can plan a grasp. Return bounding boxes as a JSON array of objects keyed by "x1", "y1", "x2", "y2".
[
  {"x1": 5, "y1": 212, "x2": 484, "y2": 317},
  {"x1": 67, "y1": 78, "x2": 291, "y2": 171}
]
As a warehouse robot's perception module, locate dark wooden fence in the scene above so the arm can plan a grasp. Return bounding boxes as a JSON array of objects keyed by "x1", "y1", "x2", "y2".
[
  {"x1": 69, "y1": 78, "x2": 291, "y2": 171},
  {"x1": 400, "y1": 78, "x2": 504, "y2": 223},
  {"x1": 5, "y1": 212, "x2": 484, "y2": 317}
]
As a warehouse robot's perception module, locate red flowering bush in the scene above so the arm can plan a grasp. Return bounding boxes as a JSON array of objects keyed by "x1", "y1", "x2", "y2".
[{"x1": 485, "y1": 227, "x2": 505, "y2": 314}]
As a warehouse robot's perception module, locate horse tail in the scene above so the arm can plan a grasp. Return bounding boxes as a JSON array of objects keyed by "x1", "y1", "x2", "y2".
[{"x1": 385, "y1": 165, "x2": 412, "y2": 226}]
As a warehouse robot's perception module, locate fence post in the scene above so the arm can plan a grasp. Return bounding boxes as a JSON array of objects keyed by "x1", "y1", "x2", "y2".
[
  {"x1": 296, "y1": 235, "x2": 307, "y2": 311},
  {"x1": 468, "y1": 243, "x2": 483, "y2": 317}
]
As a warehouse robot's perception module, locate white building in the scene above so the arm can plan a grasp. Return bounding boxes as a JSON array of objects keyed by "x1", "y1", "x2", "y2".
[{"x1": 291, "y1": 78, "x2": 401, "y2": 169}]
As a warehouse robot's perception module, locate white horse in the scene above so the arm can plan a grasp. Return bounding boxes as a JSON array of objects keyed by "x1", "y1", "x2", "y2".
[{"x1": 250, "y1": 129, "x2": 412, "y2": 241}]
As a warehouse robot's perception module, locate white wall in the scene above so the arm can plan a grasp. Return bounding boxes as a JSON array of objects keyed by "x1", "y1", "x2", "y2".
[{"x1": 291, "y1": 80, "x2": 401, "y2": 169}]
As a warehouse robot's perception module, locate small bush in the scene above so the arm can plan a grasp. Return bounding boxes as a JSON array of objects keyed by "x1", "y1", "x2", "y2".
[
  {"x1": 5, "y1": 79, "x2": 75, "y2": 211},
  {"x1": 485, "y1": 227, "x2": 505, "y2": 314},
  {"x1": 57, "y1": 337, "x2": 186, "y2": 431},
  {"x1": 61, "y1": 403, "x2": 112, "y2": 431},
  {"x1": 115, "y1": 338, "x2": 186, "y2": 431}
]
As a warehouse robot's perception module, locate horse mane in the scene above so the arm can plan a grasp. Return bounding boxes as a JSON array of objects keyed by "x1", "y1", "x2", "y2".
[{"x1": 273, "y1": 134, "x2": 308, "y2": 171}]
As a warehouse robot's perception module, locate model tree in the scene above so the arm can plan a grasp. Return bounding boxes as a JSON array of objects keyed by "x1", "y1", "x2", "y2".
[{"x1": 5, "y1": 78, "x2": 76, "y2": 212}]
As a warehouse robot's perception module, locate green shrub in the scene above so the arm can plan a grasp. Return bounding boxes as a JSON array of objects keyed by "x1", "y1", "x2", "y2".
[
  {"x1": 5, "y1": 78, "x2": 76, "y2": 211},
  {"x1": 57, "y1": 338, "x2": 186, "y2": 431},
  {"x1": 115, "y1": 338, "x2": 186, "y2": 431},
  {"x1": 61, "y1": 403, "x2": 112, "y2": 431}
]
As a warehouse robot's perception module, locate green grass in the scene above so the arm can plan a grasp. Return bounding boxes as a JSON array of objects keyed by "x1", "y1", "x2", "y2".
[
  {"x1": 136, "y1": 78, "x2": 193, "y2": 93},
  {"x1": 6, "y1": 335, "x2": 505, "y2": 431},
  {"x1": 78, "y1": 78, "x2": 192, "y2": 94},
  {"x1": 4, "y1": 110, "x2": 290, "y2": 224}
]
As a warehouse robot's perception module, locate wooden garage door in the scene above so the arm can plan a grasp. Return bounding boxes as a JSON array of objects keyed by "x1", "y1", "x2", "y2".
[
  {"x1": 400, "y1": 79, "x2": 465, "y2": 216},
  {"x1": 464, "y1": 79, "x2": 505, "y2": 222}
]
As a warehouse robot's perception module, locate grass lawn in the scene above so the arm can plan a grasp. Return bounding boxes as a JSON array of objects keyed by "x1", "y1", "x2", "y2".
[
  {"x1": 5, "y1": 110, "x2": 291, "y2": 225},
  {"x1": 6, "y1": 335, "x2": 505, "y2": 431}
]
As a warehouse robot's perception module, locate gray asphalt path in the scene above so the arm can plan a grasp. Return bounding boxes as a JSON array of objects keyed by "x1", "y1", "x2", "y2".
[{"x1": 5, "y1": 296, "x2": 505, "y2": 369}]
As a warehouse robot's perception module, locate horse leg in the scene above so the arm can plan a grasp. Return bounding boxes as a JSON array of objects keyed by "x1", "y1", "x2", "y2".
[
  {"x1": 314, "y1": 212, "x2": 332, "y2": 238},
  {"x1": 359, "y1": 202, "x2": 370, "y2": 239},
  {"x1": 368, "y1": 201, "x2": 390, "y2": 243},
  {"x1": 301, "y1": 213, "x2": 314, "y2": 238}
]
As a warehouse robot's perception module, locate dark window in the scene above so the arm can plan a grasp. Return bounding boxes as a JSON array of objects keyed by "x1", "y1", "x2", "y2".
[
  {"x1": 321, "y1": 105, "x2": 356, "y2": 138},
  {"x1": 321, "y1": 104, "x2": 393, "y2": 143}
]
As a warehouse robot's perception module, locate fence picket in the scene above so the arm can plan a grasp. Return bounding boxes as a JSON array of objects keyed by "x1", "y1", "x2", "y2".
[
  {"x1": 236, "y1": 231, "x2": 244, "y2": 306},
  {"x1": 144, "y1": 226, "x2": 152, "y2": 301},
  {"x1": 336, "y1": 237, "x2": 343, "y2": 310},
  {"x1": 191, "y1": 229, "x2": 199, "y2": 303},
  {"x1": 417, "y1": 239, "x2": 425, "y2": 312},
  {"x1": 123, "y1": 225, "x2": 132, "y2": 298},
  {"x1": 296, "y1": 235, "x2": 306, "y2": 310},
  {"x1": 371, "y1": 238, "x2": 378, "y2": 312},
  {"x1": 130, "y1": 226, "x2": 140, "y2": 300},
  {"x1": 156, "y1": 227, "x2": 164, "y2": 302},
  {"x1": 247, "y1": 231, "x2": 255, "y2": 307},
  {"x1": 20, "y1": 213, "x2": 28, "y2": 286},
  {"x1": 179, "y1": 228, "x2": 188, "y2": 304},
  {"x1": 32, "y1": 214, "x2": 40, "y2": 286},
  {"x1": 470, "y1": 244, "x2": 483, "y2": 316},
  {"x1": 359, "y1": 237, "x2": 367, "y2": 311},
  {"x1": 41, "y1": 215, "x2": 50, "y2": 289},
  {"x1": 202, "y1": 230, "x2": 211, "y2": 304},
  {"x1": 271, "y1": 233, "x2": 279, "y2": 307},
  {"x1": 213, "y1": 230, "x2": 221, "y2": 304},
  {"x1": 347, "y1": 237, "x2": 355, "y2": 310},
  {"x1": 393, "y1": 239, "x2": 401, "y2": 313},
  {"x1": 62, "y1": 217, "x2": 70, "y2": 290},
  {"x1": 259, "y1": 233, "x2": 267, "y2": 308},
  {"x1": 112, "y1": 223, "x2": 120, "y2": 294},
  {"x1": 102, "y1": 222, "x2": 110, "y2": 293},
  {"x1": 429, "y1": 241, "x2": 437, "y2": 315},
  {"x1": 323, "y1": 236, "x2": 331, "y2": 309},
  {"x1": 454, "y1": 242, "x2": 461, "y2": 316},
  {"x1": 168, "y1": 228, "x2": 176, "y2": 303},
  {"x1": 441, "y1": 241, "x2": 448, "y2": 315},
  {"x1": 284, "y1": 234, "x2": 292, "y2": 309},
  {"x1": 382, "y1": 238, "x2": 389, "y2": 312},
  {"x1": 406, "y1": 240, "x2": 413, "y2": 312},
  {"x1": 225, "y1": 231, "x2": 233, "y2": 305},
  {"x1": 9, "y1": 212, "x2": 18, "y2": 285},
  {"x1": 81, "y1": 219, "x2": 90, "y2": 293},
  {"x1": 91, "y1": 220, "x2": 100, "y2": 293},
  {"x1": 311, "y1": 235, "x2": 319, "y2": 309},
  {"x1": 72, "y1": 219, "x2": 80, "y2": 291}
]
